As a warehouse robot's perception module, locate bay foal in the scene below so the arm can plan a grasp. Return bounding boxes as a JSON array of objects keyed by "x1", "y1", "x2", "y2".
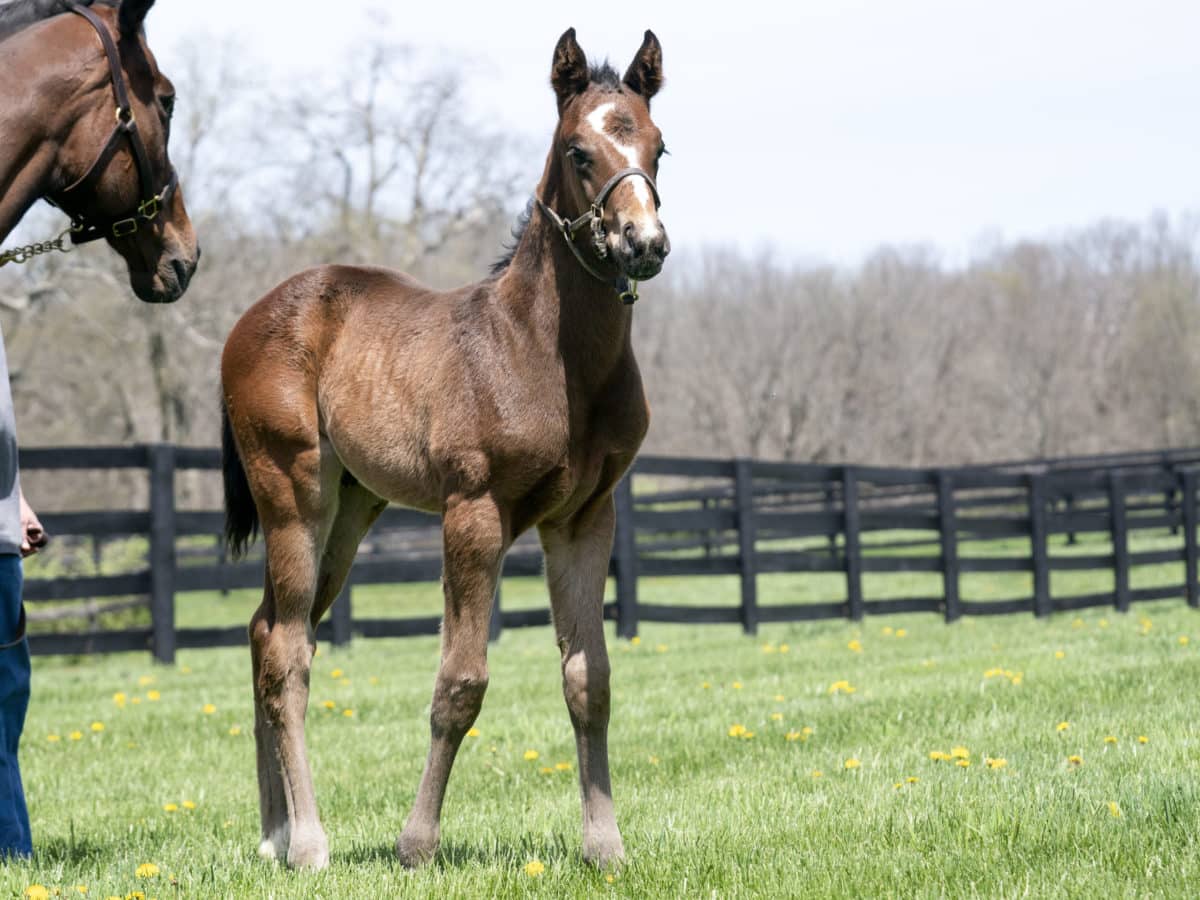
[{"x1": 221, "y1": 28, "x2": 669, "y2": 870}]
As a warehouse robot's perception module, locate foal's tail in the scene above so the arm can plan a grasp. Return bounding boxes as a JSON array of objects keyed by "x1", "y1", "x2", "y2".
[{"x1": 221, "y1": 397, "x2": 259, "y2": 559}]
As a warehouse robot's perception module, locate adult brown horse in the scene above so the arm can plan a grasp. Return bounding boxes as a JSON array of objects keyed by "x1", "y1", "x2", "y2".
[
  {"x1": 0, "y1": 0, "x2": 198, "y2": 301},
  {"x1": 221, "y1": 28, "x2": 669, "y2": 870}
]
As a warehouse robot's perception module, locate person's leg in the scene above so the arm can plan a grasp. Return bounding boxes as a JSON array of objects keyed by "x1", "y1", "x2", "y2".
[{"x1": 0, "y1": 555, "x2": 31, "y2": 858}]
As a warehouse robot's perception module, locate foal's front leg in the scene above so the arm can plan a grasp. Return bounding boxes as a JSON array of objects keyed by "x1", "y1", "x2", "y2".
[
  {"x1": 396, "y1": 493, "x2": 507, "y2": 867},
  {"x1": 539, "y1": 495, "x2": 625, "y2": 867}
]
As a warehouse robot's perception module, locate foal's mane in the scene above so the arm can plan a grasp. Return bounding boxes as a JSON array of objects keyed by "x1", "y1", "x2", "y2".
[
  {"x1": 489, "y1": 60, "x2": 625, "y2": 277},
  {"x1": 0, "y1": 0, "x2": 91, "y2": 42}
]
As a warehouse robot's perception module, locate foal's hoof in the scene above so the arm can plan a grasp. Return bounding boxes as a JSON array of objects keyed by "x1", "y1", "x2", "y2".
[
  {"x1": 583, "y1": 832, "x2": 625, "y2": 869},
  {"x1": 395, "y1": 825, "x2": 439, "y2": 868},
  {"x1": 286, "y1": 828, "x2": 330, "y2": 870}
]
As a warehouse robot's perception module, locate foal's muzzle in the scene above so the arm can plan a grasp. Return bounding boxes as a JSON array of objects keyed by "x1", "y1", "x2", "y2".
[{"x1": 618, "y1": 222, "x2": 671, "y2": 280}]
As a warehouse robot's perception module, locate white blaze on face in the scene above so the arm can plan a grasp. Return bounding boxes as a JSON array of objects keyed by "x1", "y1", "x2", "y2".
[{"x1": 585, "y1": 101, "x2": 658, "y2": 232}]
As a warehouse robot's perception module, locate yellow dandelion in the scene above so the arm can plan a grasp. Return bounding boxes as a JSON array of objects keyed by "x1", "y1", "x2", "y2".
[
  {"x1": 137, "y1": 675, "x2": 154, "y2": 687},
  {"x1": 1179, "y1": 636, "x2": 1190, "y2": 646},
  {"x1": 322, "y1": 700, "x2": 335, "y2": 710},
  {"x1": 773, "y1": 694, "x2": 785, "y2": 702},
  {"x1": 929, "y1": 751, "x2": 952, "y2": 761},
  {"x1": 1056, "y1": 721, "x2": 1070, "y2": 732},
  {"x1": 24, "y1": 886, "x2": 49, "y2": 900},
  {"x1": 955, "y1": 759, "x2": 970, "y2": 768},
  {"x1": 524, "y1": 859, "x2": 545, "y2": 877},
  {"x1": 112, "y1": 692, "x2": 127, "y2": 707},
  {"x1": 135, "y1": 863, "x2": 159, "y2": 878},
  {"x1": 648, "y1": 755, "x2": 660, "y2": 765},
  {"x1": 741, "y1": 731, "x2": 756, "y2": 740},
  {"x1": 893, "y1": 782, "x2": 904, "y2": 790},
  {"x1": 90, "y1": 721, "x2": 104, "y2": 732},
  {"x1": 761, "y1": 643, "x2": 776, "y2": 654},
  {"x1": 727, "y1": 724, "x2": 747, "y2": 738},
  {"x1": 770, "y1": 712, "x2": 784, "y2": 722},
  {"x1": 629, "y1": 636, "x2": 641, "y2": 646},
  {"x1": 127, "y1": 893, "x2": 146, "y2": 900},
  {"x1": 785, "y1": 730, "x2": 802, "y2": 742},
  {"x1": 828, "y1": 680, "x2": 856, "y2": 695},
  {"x1": 1104, "y1": 735, "x2": 1117, "y2": 745},
  {"x1": 1138, "y1": 735, "x2": 1149, "y2": 744},
  {"x1": 1054, "y1": 650, "x2": 1066, "y2": 660},
  {"x1": 906, "y1": 776, "x2": 919, "y2": 783},
  {"x1": 523, "y1": 749, "x2": 539, "y2": 761},
  {"x1": 1071, "y1": 617, "x2": 1085, "y2": 629},
  {"x1": 985, "y1": 757, "x2": 1007, "y2": 769},
  {"x1": 539, "y1": 766, "x2": 554, "y2": 774},
  {"x1": 701, "y1": 681, "x2": 711, "y2": 690},
  {"x1": 779, "y1": 643, "x2": 790, "y2": 653},
  {"x1": 130, "y1": 696, "x2": 142, "y2": 705},
  {"x1": 732, "y1": 681, "x2": 743, "y2": 690},
  {"x1": 182, "y1": 800, "x2": 196, "y2": 810},
  {"x1": 69, "y1": 730, "x2": 83, "y2": 741},
  {"x1": 655, "y1": 644, "x2": 668, "y2": 653},
  {"x1": 342, "y1": 708, "x2": 355, "y2": 717},
  {"x1": 1099, "y1": 618, "x2": 1109, "y2": 628},
  {"x1": 811, "y1": 769, "x2": 823, "y2": 778},
  {"x1": 1108, "y1": 801, "x2": 1121, "y2": 818},
  {"x1": 202, "y1": 704, "x2": 216, "y2": 715},
  {"x1": 847, "y1": 639, "x2": 863, "y2": 653},
  {"x1": 882, "y1": 626, "x2": 894, "y2": 636},
  {"x1": 466, "y1": 727, "x2": 480, "y2": 738},
  {"x1": 555, "y1": 762, "x2": 572, "y2": 771},
  {"x1": 145, "y1": 690, "x2": 160, "y2": 702},
  {"x1": 894, "y1": 629, "x2": 907, "y2": 638},
  {"x1": 228, "y1": 725, "x2": 241, "y2": 736},
  {"x1": 163, "y1": 803, "x2": 178, "y2": 812},
  {"x1": 802, "y1": 726, "x2": 813, "y2": 735},
  {"x1": 950, "y1": 746, "x2": 969, "y2": 759},
  {"x1": 1068, "y1": 755, "x2": 1083, "y2": 766},
  {"x1": 844, "y1": 758, "x2": 861, "y2": 770},
  {"x1": 180, "y1": 665, "x2": 192, "y2": 674},
  {"x1": 47, "y1": 734, "x2": 60, "y2": 743},
  {"x1": 330, "y1": 668, "x2": 344, "y2": 679},
  {"x1": 73, "y1": 887, "x2": 87, "y2": 895},
  {"x1": 605, "y1": 874, "x2": 615, "y2": 884}
]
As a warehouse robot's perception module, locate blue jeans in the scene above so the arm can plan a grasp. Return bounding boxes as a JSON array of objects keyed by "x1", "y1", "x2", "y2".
[{"x1": 0, "y1": 555, "x2": 29, "y2": 857}]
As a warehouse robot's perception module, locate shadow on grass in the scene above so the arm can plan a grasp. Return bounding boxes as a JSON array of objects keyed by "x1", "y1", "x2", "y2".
[
  {"x1": 34, "y1": 837, "x2": 110, "y2": 866},
  {"x1": 339, "y1": 835, "x2": 576, "y2": 869}
]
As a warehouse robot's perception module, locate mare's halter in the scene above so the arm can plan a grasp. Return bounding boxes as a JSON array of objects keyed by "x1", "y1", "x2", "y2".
[
  {"x1": 536, "y1": 167, "x2": 660, "y2": 305},
  {"x1": 0, "y1": 1, "x2": 177, "y2": 267}
]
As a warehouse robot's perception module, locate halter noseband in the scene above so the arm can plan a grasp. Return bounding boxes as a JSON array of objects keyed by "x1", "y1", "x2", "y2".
[
  {"x1": 46, "y1": 1, "x2": 178, "y2": 245},
  {"x1": 536, "y1": 167, "x2": 660, "y2": 305}
]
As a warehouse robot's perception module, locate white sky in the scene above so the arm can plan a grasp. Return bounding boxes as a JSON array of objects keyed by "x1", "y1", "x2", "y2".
[{"x1": 148, "y1": 0, "x2": 1200, "y2": 265}]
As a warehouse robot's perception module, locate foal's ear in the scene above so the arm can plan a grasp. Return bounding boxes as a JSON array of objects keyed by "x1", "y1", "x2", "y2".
[
  {"x1": 118, "y1": 0, "x2": 156, "y2": 37},
  {"x1": 623, "y1": 30, "x2": 664, "y2": 101},
  {"x1": 550, "y1": 27, "x2": 589, "y2": 111}
]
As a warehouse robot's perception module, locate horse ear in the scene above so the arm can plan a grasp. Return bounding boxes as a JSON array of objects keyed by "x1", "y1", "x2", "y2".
[
  {"x1": 118, "y1": 0, "x2": 156, "y2": 36},
  {"x1": 623, "y1": 30, "x2": 664, "y2": 101},
  {"x1": 550, "y1": 27, "x2": 589, "y2": 111}
]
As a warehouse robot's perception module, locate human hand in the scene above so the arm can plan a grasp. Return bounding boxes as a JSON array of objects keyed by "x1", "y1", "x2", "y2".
[{"x1": 18, "y1": 490, "x2": 46, "y2": 558}]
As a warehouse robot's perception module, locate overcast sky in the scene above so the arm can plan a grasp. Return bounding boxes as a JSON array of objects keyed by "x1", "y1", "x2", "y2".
[{"x1": 149, "y1": 0, "x2": 1200, "y2": 266}]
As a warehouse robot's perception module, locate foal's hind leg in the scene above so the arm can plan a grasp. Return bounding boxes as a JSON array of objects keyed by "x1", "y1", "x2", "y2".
[
  {"x1": 248, "y1": 442, "x2": 339, "y2": 870},
  {"x1": 539, "y1": 494, "x2": 625, "y2": 867},
  {"x1": 396, "y1": 492, "x2": 508, "y2": 867}
]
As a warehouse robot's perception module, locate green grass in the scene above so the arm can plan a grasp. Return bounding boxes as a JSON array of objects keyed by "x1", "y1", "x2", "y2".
[{"x1": 4, "y1": 570, "x2": 1200, "y2": 898}]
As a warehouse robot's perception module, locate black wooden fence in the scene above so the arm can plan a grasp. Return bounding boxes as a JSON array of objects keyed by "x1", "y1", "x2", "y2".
[{"x1": 19, "y1": 444, "x2": 1200, "y2": 662}]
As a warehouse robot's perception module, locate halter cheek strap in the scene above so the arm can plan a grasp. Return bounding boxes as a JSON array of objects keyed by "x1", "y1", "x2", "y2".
[
  {"x1": 47, "y1": 2, "x2": 178, "y2": 244},
  {"x1": 536, "y1": 167, "x2": 660, "y2": 305}
]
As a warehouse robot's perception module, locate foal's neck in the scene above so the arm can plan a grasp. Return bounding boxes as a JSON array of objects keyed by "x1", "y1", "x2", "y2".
[{"x1": 499, "y1": 169, "x2": 636, "y2": 393}]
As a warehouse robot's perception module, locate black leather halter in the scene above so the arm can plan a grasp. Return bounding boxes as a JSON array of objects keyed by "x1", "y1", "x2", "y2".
[
  {"x1": 47, "y1": 1, "x2": 178, "y2": 244},
  {"x1": 536, "y1": 166, "x2": 660, "y2": 305}
]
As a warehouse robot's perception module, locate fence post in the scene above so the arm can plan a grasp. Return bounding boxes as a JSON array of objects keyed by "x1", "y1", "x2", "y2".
[
  {"x1": 1183, "y1": 470, "x2": 1198, "y2": 609},
  {"x1": 148, "y1": 443, "x2": 177, "y2": 665},
  {"x1": 330, "y1": 580, "x2": 352, "y2": 647},
  {"x1": 843, "y1": 467, "x2": 863, "y2": 621},
  {"x1": 937, "y1": 470, "x2": 961, "y2": 623},
  {"x1": 734, "y1": 458, "x2": 758, "y2": 636},
  {"x1": 1030, "y1": 474, "x2": 1051, "y2": 617},
  {"x1": 488, "y1": 582, "x2": 503, "y2": 643},
  {"x1": 613, "y1": 473, "x2": 639, "y2": 639},
  {"x1": 1110, "y1": 472, "x2": 1130, "y2": 613}
]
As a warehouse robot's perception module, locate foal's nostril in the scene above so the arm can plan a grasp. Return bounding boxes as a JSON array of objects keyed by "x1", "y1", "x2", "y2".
[
  {"x1": 171, "y1": 257, "x2": 190, "y2": 289},
  {"x1": 622, "y1": 222, "x2": 641, "y2": 257}
]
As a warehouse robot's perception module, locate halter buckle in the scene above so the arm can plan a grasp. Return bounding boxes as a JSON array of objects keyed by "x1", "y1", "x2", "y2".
[
  {"x1": 115, "y1": 106, "x2": 135, "y2": 126},
  {"x1": 618, "y1": 280, "x2": 639, "y2": 305},
  {"x1": 138, "y1": 196, "x2": 160, "y2": 220},
  {"x1": 111, "y1": 217, "x2": 139, "y2": 238}
]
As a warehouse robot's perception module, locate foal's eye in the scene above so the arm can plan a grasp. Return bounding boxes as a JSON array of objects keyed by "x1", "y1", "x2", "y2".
[
  {"x1": 566, "y1": 146, "x2": 590, "y2": 169},
  {"x1": 159, "y1": 94, "x2": 176, "y2": 119},
  {"x1": 656, "y1": 144, "x2": 669, "y2": 161}
]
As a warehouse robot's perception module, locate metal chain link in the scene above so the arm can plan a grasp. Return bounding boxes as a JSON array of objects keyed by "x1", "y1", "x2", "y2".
[{"x1": 0, "y1": 227, "x2": 75, "y2": 268}]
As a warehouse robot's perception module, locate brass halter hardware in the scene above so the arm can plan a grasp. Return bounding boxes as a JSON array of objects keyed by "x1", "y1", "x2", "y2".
[{"x1": 536, "y1": 167, "x2": 660, "y2": 305}]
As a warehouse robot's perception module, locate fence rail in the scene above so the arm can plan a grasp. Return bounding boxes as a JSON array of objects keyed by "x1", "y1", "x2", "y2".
[{"x1": 19, "y1": 444, "x2": 1200, "y2": 661}]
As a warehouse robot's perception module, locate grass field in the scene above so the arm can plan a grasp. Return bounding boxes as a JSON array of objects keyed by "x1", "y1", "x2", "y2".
[{"x1": 6, "y1": 574, "x2": 1200, "y2": 898}]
